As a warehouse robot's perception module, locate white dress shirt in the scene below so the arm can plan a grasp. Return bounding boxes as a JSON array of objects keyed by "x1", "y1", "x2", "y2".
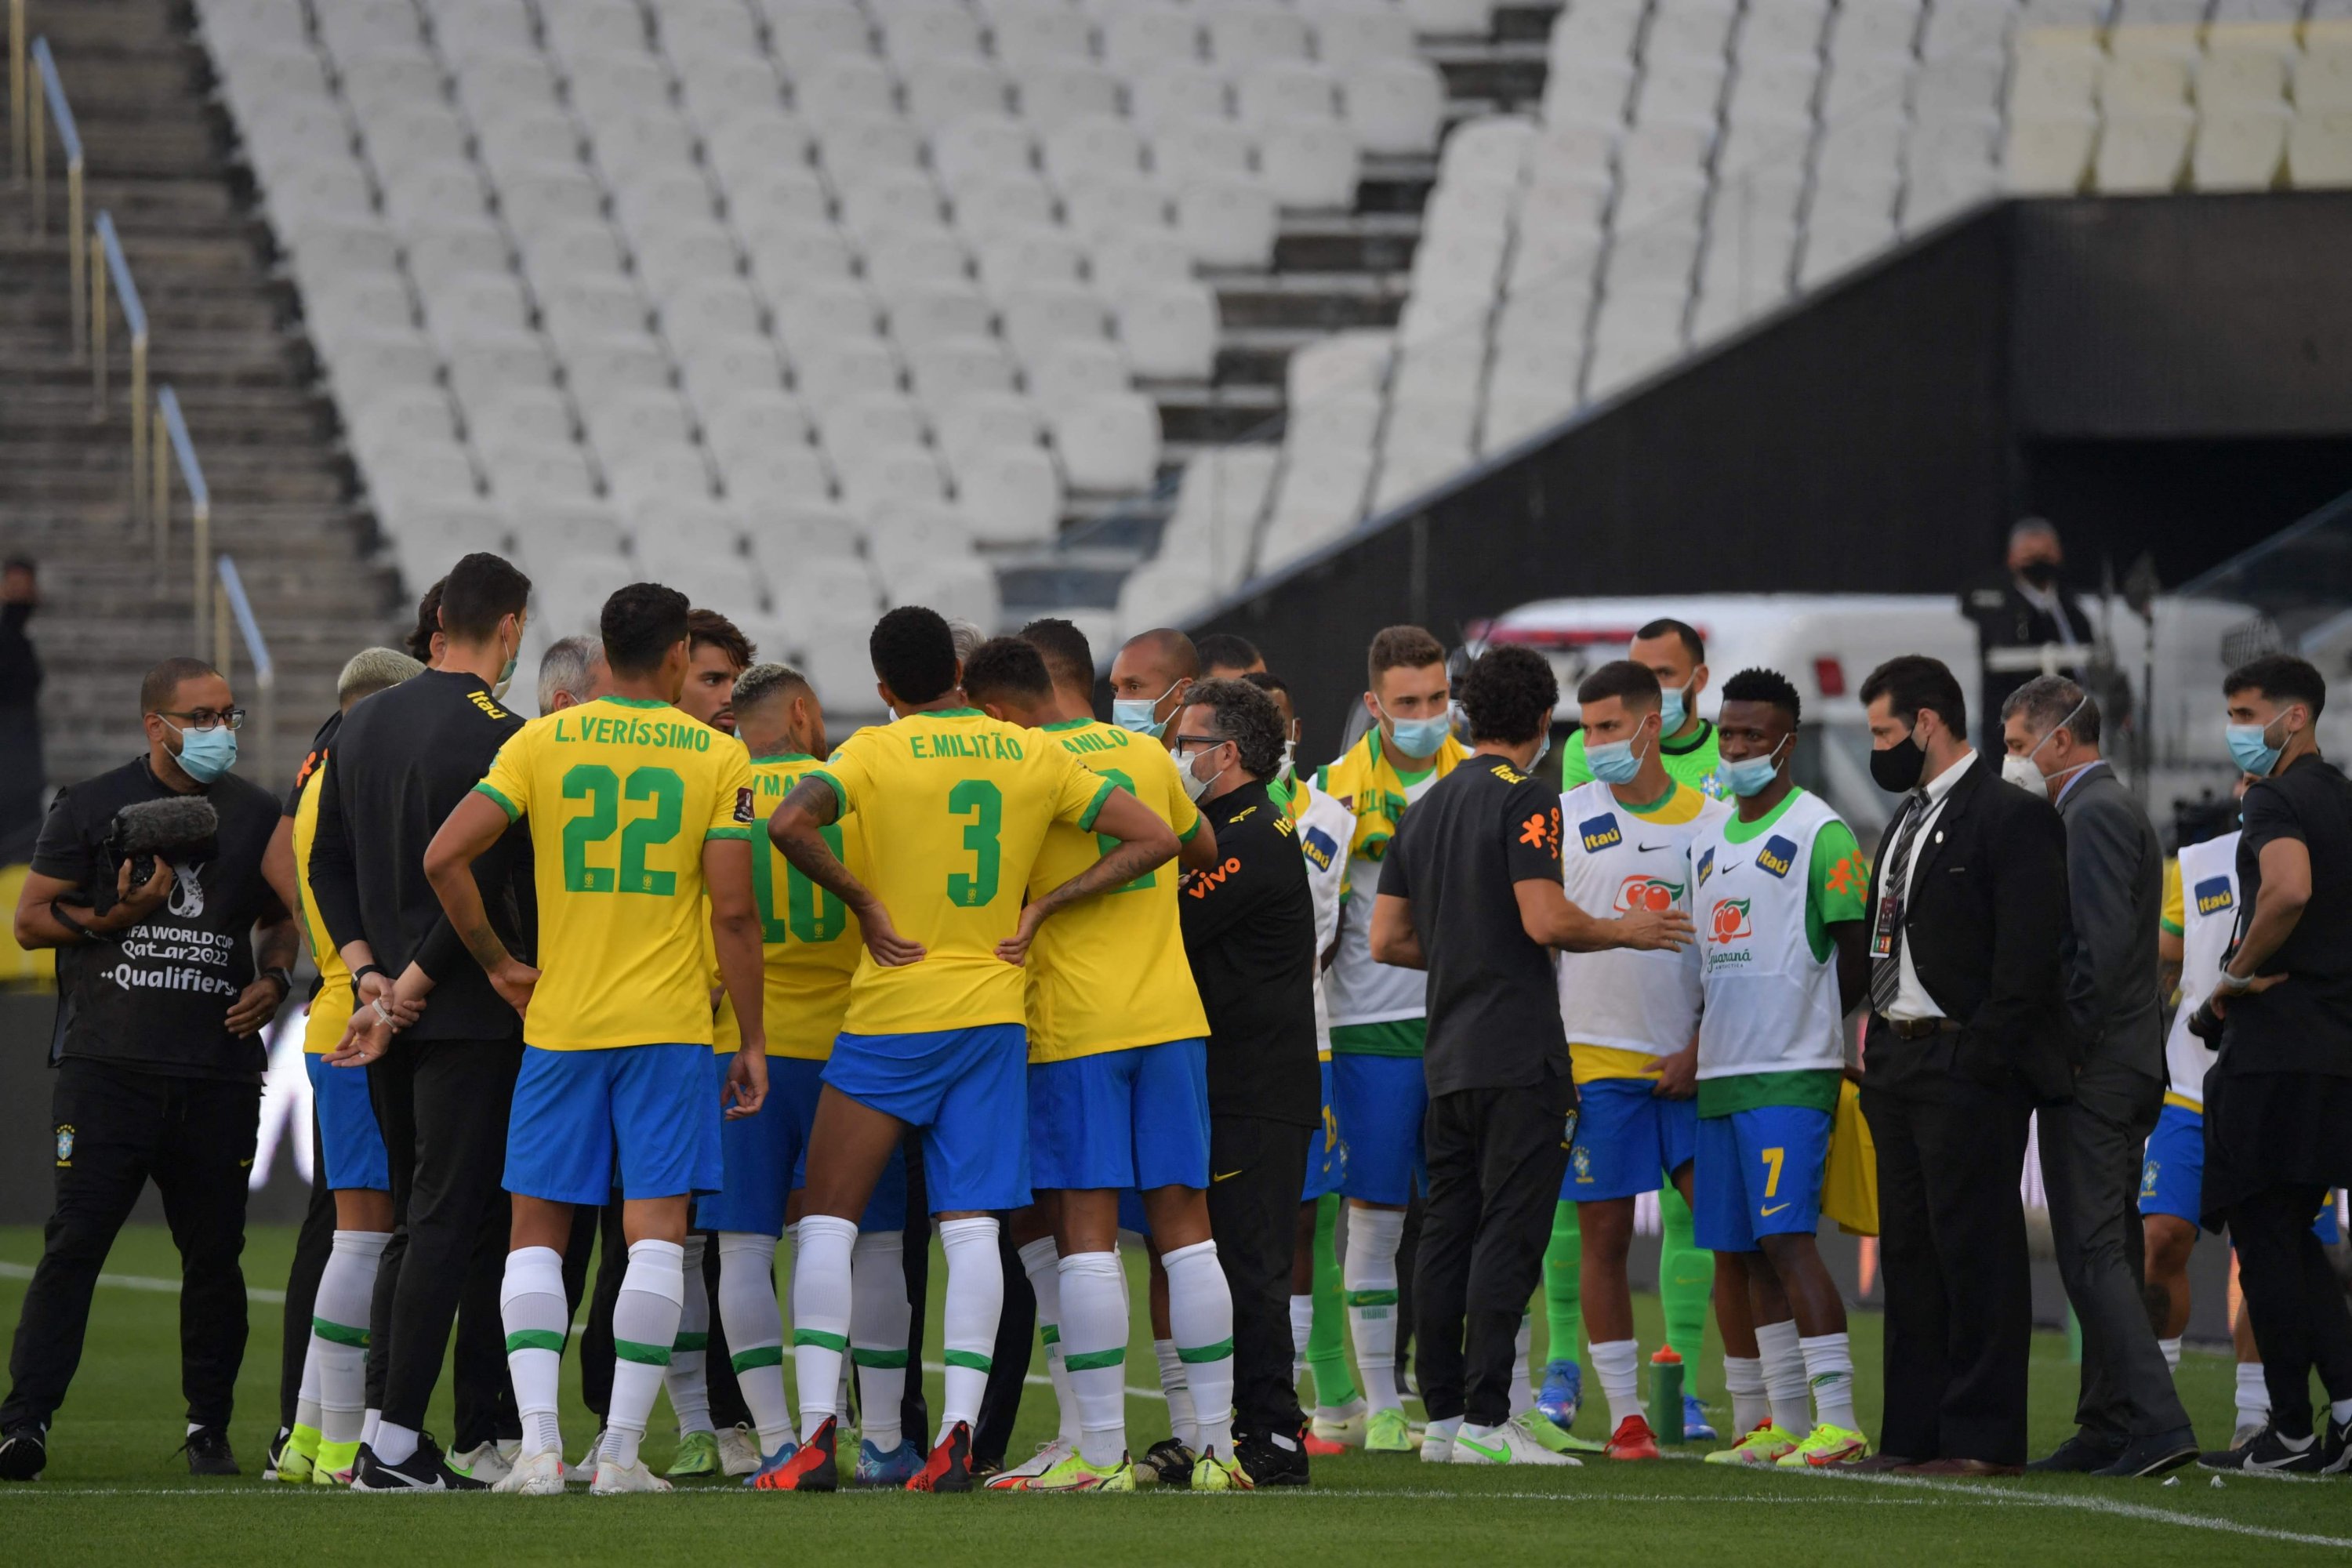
[{"x1": 1887, "y1": 750, "x2": 1978, "y2": 1022}]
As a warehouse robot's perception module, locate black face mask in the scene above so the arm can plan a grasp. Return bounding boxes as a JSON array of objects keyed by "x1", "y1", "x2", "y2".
[
  {"x1": 1871, "y1": 732, "x2": 1926, "y2": 793},
  {"x1": 2018, "y1": 559, "x2": 2059, "y2": 589}
]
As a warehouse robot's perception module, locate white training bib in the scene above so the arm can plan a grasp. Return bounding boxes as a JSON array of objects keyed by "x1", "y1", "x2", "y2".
[
  {"x1": 1326, "y1": 769, "x2": 1441, "y2": 1029},
  {"x1": 1295, "y1": 780, "x2": 1356, "y2": 1062},
  {"x1": 1554, "y1": 780, "x2": 1719, "y2": 1060},
  {"x1": 1690, "y1": 788, "x2": 1849, "y2": 1080},
  {"x1": 2162, "y1": 831, "x2": 2240, "y2": 1109}
]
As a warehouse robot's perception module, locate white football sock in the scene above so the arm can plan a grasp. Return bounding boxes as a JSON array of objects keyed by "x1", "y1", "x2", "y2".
[
  {"x1": 1722, "y1": 1355, "x2": 1768, "y2": 1436},
  {"x1": 1798, "y1": 1332, "x2": 1857, "y2": 1432},
  {"x1": 2237, "y1": 1360, "x2": 2270, "y2": 1425},
  {"x1": 360, "y1": 1409, "x2": 380, "y2": 1451},
  {"x1": 606, "y1": 1238, "x2": 687, "y2": 1473},
  {"x1": 1156, "y1": 1338, "x2": 1199, "y2": 1448},
  {"x1": 315, "y1": 1229, "x2": 387, "y2": 1445},
  {"x1": 1344, "y1": 1204, "x2": 1406, "y2": 1413},
  {"x1": 666, "y1": 1234, "x2": 714, "y2": 1439},
  {"x1": 296, "y1": 1334, "x2": 321, "y2": 1436},
  {"x1": 1512, "y1": 1312, "x2": 1534, "y2": 1416},
  {"x1": 1059, "y1": 1250, "x2": 1130, "y2": 1467},
  {"x1": 938, "y1": 1217, "x2": 1003, "y2": 1439},
  {"x1": 1589, "y1": 1338, "x2": 1641, "y2": 1428},
  {"x1": 2159, "y1": 1336, "x2": 2182, "y2": 1371},
  {"x1": 851, "y1": 1230, "x2": 911, "y2": 1454},
  {"x1": 1163, "y1": 1239, "x2": 1236, "y2": 1455},
  {"x1": 499, "y1": 1243, "x2": 568, "y2": 1458},
  {"x1": 717, "y1": 1231, "x2": 794, "y2": 1454},
  {"x1": 1757, "y1": 1319, "x2": 1809, "y2": 1437},
  {"x1": 1290, "y1": 1293, "x2": 1313, "y2": 1383},
  {"x1": 2333, "y1": 1397, "x2": 2352, "y2": 1425},
  {"x1": 791, "y1": 1214, "x2": 858, "y2": 1431},
  {"x1": 373, "y1": 1421, "x2": 419, "y2": 1467},
  {"x1": 1019, "y1": 1236, "x2": 1080, "y2": 1446}
]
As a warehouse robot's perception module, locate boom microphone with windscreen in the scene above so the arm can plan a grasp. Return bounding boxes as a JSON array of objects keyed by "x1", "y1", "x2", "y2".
[{"x1": 100, "y1": 796, "x2": 218, "y2": 909}]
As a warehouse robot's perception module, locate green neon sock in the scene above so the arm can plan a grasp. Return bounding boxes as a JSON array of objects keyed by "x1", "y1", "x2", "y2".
[
  {"x1": 1659, "y1": 1184, "x2": 1710, "y2": 1392},
  {"x1": 1305, "y1": 1193, "x2": 1359, "y2": 1409},
  {"x1": 1544, "y1": 1200, "x2": 1582, "y2": 1362}
]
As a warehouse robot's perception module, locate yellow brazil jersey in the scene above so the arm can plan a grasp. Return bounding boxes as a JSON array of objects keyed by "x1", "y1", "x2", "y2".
[
  {"x1": 1572, "y1": 779, "x2": 1716, "y2": 1085},
  {"x1": 474, "y1": 695, "x2": 758, "y2": 1050},
  {"x1": 2161, "y1": 855, "x2": 2183, "y2": 940},
  {"x1": 1022, "y1": 719, "x2": 1210, "y2": 1062},
  {"x1": 291, "y1": 764, "x2": 355, "y2": 1055},
  {"x1": 812, "y1": 707, "x2": 1116, "y2": 1037},
  {"x1": 710, "y1": 753, "x2": 871, "y2": 1059}
]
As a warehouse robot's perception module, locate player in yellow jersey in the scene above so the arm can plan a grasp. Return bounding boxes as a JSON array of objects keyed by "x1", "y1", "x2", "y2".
[
  {"x1": 759, "y1": 606, "x2": 1181, "y2": 1494},
  {"x1": 419, "y1": 583, "x2": 768, "y2": 1498},
  {"x1": 960, "y1": 627, "x2": 1232, "y2": 1494}
]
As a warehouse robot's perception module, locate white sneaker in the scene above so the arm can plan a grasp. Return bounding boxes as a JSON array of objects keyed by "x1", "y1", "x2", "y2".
[
  {"x1": 716, "y1": 1424, "x2": 760, "y2": 1477},
  {"x1": 985, "y1": 1438, "x2": 1072, "y2": 1490},
  {"x1": 448, "y1": 1442, "x2": 513, "y2": 1485},
  {"x1": 573, "y1": 1429, "x2": 604, "y2": 1487},
  {"x1": 492, "y1": 1450, "x2": 568, "y2": 1496},
  {"x1": 1419, "y1": 1432, "x2": 1459, "y2": 1463},
  {"x1": 496, "y1": 1437, "x2": 521, "y2": 1466},
  {"x1": 589, "y1": 1456, "x2": 673, "y2": 1494},
  {"x1": 1450, "y1": 1421, "x2": 1578, "y2": 1467}
]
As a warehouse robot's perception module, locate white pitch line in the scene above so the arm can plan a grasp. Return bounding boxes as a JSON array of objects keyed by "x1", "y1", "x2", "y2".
[
  {"x1": 1808, "y1": 1465, "x2": 2352, "y2": 1552},
  {"x1": 0, "y1": 1261, "x2": 286, "y2": 1306}
]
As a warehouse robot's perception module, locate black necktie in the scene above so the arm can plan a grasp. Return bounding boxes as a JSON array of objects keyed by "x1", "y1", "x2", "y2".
[{"x1": 1867, "y1": 789, "x2": 1929, "y2": 1018}]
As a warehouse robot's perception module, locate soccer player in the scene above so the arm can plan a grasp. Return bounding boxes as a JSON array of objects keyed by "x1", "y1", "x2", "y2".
[
  {"x1": 1108, "y1": 626, "x2": 1199, "y2": 739},
  {"x1": 1544, "y1": 616, "x2": 1722, "y2": 1443},
  {"x1": 962, "y1": 630, "x2": 1232, "y2": 1492},
  {"x1": 1198, "y1": 633, "x2": 1266, "y2": 680},
  {"x1": 1686, "y1": 668, "x2": 1872, "y2": 1468},
  {"x1": 709, "y1": 662, "x2": 922, "y2": 1489},
  {"x1": 758, "y1": 606, "x2": 1179, "y2": 1493},
  {"x1": 1552, "y1": 659, "x2": 1725, "y2": 1460},
  {"x1": 419, "y1": 582, "x2": 768, "y2": 1497},
  {"x1": 1319, "y1": 626, "x2": 1462, "y2": 1453}
]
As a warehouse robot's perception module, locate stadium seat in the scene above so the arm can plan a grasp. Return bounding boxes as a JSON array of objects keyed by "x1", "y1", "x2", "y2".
[
  {"x1": 2191, "y1": 103, "x2": 2292, "y2": 189},
  {"x1": 1051, "y1": 394, "x2": 1162, "y2": 490},
  {"x1": 2288, "y1": 107, "x2": 2352, "y2": 184}
]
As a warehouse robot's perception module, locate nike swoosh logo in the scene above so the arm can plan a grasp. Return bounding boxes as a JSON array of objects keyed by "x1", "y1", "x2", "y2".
[
  {"x1": 1455, "y1": 1436, "x2": 1507, "y2": 1462},
  {"x1": 2245, "y1": 1450, "x2": 2310, "y2": 1471},
  {"x1": 1212, "y1": 1170, "x2": 1242, "y2": 1183},
  {"x1": 1636, "y1": 841, "x2": 1671, "y2": 852},
  {"x1": 1760, "y1": 1203, "x2": 1791, "y2": 1216}
]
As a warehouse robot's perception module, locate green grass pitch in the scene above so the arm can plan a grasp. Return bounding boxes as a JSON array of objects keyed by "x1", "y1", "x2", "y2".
[{"x1": 2, "y1": 1225, "x2": 2347, "y2": 1565}]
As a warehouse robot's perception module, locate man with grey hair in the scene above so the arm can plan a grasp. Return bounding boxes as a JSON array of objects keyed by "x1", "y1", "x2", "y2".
[
  {"x1": 535, "y1": 634, "x2": 608, "y2": 717},
  {"x1": 2000, "y1": 674, "x2": 2194, "y2": 1477},
  {"x1": 947, "y1": 618, "x2": 987, "y2": 668},
  {"x1": 1965, "y1": 518, "x2": 2094, "y2": 756}
]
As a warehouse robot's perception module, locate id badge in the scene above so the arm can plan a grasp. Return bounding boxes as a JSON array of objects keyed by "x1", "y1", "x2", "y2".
[{"x1": 1871, "y1": 888, "x2": 1902, "y2": 959}]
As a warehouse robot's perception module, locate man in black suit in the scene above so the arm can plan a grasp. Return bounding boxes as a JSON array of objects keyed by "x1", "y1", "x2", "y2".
[
  {"x1": 1962, "y1": 518, "x2": 2096, "y2": 758},
  {"x1": 1853, "y1": 655, "x2": 2074, "y2": 1477},
  {"x1": 2000, "y1": 677, "x2": 2197, "y2": 1477}
]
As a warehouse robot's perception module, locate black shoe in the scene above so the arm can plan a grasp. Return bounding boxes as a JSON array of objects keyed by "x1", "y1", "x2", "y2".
[
  {"x1": 2090, "y1": 1426, "x2": 2200, "y2": 1479},
  {"x1": 0, "y1": 1420, "x2": 47, "y2": 1482},
  {"x1": 1140, "y1": 1437, "x2": 1197, "y2": 1487},
  {"x1": 2199, "y1": 1422, "x2": 2326, "y2": 1475},
  {"x1": 182, "y1": 1425, "x2": 240, "y2": 1477},
  {"x1": 263, "y1": 1425, "x2": 292, "y2": 1482},
  {"x1": 1235, "y1": 1426, "x2": 1311, "y2": 1488},
  {"x1": 349, "y1": 1432, "x2": 489, "y2": 1491},
  {"x1": 2024, "y1": 1433, "x2": 2122, "y2": 1474}
]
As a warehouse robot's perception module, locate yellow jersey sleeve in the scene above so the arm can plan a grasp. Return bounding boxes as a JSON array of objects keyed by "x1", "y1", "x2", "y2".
[
  {"x1": 2160, "y1": 856, "x2": 2183, "y2": 938},
  {"x1": 1021, "y1": 721, "x2": 1210, "y2": 1062},
  {"x1": 291, "y1": 767, "x2": 353, "y2": 1054},
  {"x1": 746, "y1": 753, "x2": 866, "y2": 1058},
  {"x1": 474, "y1": 724, "x2": 537, "y2": 823}
]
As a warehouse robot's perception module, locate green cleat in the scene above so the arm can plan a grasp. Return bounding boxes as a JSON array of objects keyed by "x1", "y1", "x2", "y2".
[
  {"x1": 1512, "y1": 1410, "x2": 1592, "y2": 1457},
  {"x1": 1024, "y1": 1450, "x2": 1137, "y2": 1492},
  {"x1": 1365, "y1": 1407, "x2": 1416, "y2": 1454},
  {"x1": 666, "y1": 1430, "x2": 722, "y2": 1479}
]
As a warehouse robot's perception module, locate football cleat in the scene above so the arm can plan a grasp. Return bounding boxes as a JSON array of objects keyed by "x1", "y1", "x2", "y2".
[
  {"x1": 1512, "y1": 1409, "x2": 1587, "y2": 1457},
  {"x1": 856, "y1": 1438, "x2": 924, "y2": 1487},
  {"x1": 907, "y1": 1421, "x2": 975, "y2": 1493},
  {"x1": 1189, "y1": 1446, "x2": 1254, "y2": 1491},
  {"x1": 1308, "y1": 1403, "x2": 1367, "y2": 1453},
  {"x1": 590, "y1": 1456, "x2": 673, "y2": 1494},
  {"x1": 492, "y1": 1450, "x2": 569, "y2": 1495},
  {"x1": 449, "y1": 1441, "x2": 513, "y2": 1485},
  {"x1": 574, "y1": 1428, "x2": 605, "y2": 1488},
  {"x1": 1420, "y1": 1429, "x2": 1457, "y2": 1463},
  {"x1": 1364, "y1": 1407, "x2": 1415, "y2": 1454},
  {"x1": 1023, "y1": 1450, "x2": 1137, "y2": 1492},
  {"x1": 985, "y1": 1438, "x2": 1073, "y2": 1491},
  {"x1": 1536, "y1": 1359, "x2": 1582, "y2": 1431},
  {"x1": 268, "y1": 1424, "x2": 319, "y2": 1483},
  {"x1": 1603, "y1": 1414, "x2": 1661, "y2": 1461},
  {"x1": 1450, "y1": 1422, "x2": 1577, "y2": 1467},
  {"x1": 1705, "y1": 1421, "x2": 1799, "y2": 1467},
  {"x1": 313, "y1": 1439, "x2": 358, "y2": 1484},
  {"x1": 1777, "y1": 1423, "x2": 1870, "y2": 1468},
  {"x1": 753, "y1": 1417, "x2": 836, "y2": 1492},
  {"x1": 717, "y1": 1424, "x2": 761, "y2": 1477},
  {"x1": 666, "y1": 1430, "x2": 720, "y2": 1479},
  {"x1": 1681, "y1": 1395, "x2": 1719, "y2": 1443},
  {"x1": 1138, "y1": 1437, "x2": 1196, "y2": 1487}
]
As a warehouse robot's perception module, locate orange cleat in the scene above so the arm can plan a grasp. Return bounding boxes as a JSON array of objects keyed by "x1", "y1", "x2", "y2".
[
  {"x1": 751, "y1": 1416, "x2": 837, "y2": 1491},
  {"x1": 906, "y1": 1421, "x2": 975, "y2": 1493}
]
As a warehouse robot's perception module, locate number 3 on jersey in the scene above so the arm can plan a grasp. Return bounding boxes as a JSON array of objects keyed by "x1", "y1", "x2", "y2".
[
  {"x1": 947, "y1": 779, "x2": 1002, "y2": 906},
  {"x1": 753, "y1": 824, "x2": 848, "y2": 943},
  {"x1": 562, "y1": 764, "x2": 683, "y2": 895}
]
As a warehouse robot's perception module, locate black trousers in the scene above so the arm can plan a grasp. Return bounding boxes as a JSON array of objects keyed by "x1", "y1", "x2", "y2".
[
  {"x1": 1414, "y1": 1078, "x2": 1570, "y2": 1427},
  {"x1": 2, "y1": 1059, "x2": 260, "y2": 1429},
  {"x1": 365, "y1": 1035, "x2": 521, "y2": 1432},
  {"x1": 1864, "y1": 1073, "x2": 2034, "y2": 1466},
  {"x1": 2230, "y1": 1181, "x2": 2352, "y2": 1438},
  {"x1": 279, "y1": 1109, "x2": 336, "y2": 1431},
  {"x1": 1205, "y1": 1115, "x2": 1311, "y2": 1442}
]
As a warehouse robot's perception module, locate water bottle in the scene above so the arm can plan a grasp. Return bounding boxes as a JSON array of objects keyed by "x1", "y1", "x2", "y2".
[{"x1": 1647, "y1": 1345, "x2": 1686, "y2": 1443}]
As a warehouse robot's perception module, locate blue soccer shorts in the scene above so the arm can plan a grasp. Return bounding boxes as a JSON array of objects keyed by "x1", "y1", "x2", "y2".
[
  {"x1": 1693, "y1": 1105, "x2": 1831, "y2": 1254},
  {"x1": 306, "y1": 1051, "x2": 388, "y2": 1193},
  {"x1": 1331, "y1": 1051, "x2": 1425, "y2": 1206},
  {"x1": 1563, "y1": 1076, "x2": 1697, "y2": 1203},
  {"x1": 1302, "y1": 1058, "x2": 1345, "y2": 1202},
  {"x1": 2144, "y1": 1102, "x2": 2341, "y2": 1243},
  {"x1": 826, "y1": 1024, "x2": 1029, "y2": 1214},
  {"x1": 504, "y1": 1042, "x2": 721, "y2": 1205},
  {"x1": 1029, "y1": 1037, "x2": 1210, "y2": 1193},
  {"x1": 695, "y1": 1054, "x2": 909, "y2": 1236}
]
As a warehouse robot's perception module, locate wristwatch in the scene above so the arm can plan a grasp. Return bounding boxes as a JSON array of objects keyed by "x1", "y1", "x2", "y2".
[
  {"x1": 2217, "y1": 968, "x2": 2255, "y2": 994},
  {"x1": 260, "y1": 966, "x2": 294, "y2": 999}
]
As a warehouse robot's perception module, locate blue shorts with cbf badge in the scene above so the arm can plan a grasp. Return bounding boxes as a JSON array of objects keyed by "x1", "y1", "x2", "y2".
[
  {"x1": 306, "y1": 1051, "x2": 388, "y2": 1193},
  {"x1": 1562, "y1": 1076, "x2": 1697, "y2": 1203},
  {"x1": 695, "y1": 1054, "x2": 909, "y2": 1237},
  {"x1": 1331, "y1": 1052, "x2": 1425, "y2": 1205},
  {"x1": 2142, "y1": 1102, "x2": 2341, "y2": 1243},
  {"x1": 1693, "y1": 1105, "x2": 1831, "y2": 1253},
  {"x1": 826, "y1": 1024, "x2": 1029, "y2": 1214},
  {"x1": 1029, "y1": 1037, "x2": 1210, "y2": 1193},
  {"x1": 505, "y1": 1042, "x2": 722, "y2": 1204},
  {"x1": 1302, "y1": 1058, "x2": 1345, "y2": 1202}
]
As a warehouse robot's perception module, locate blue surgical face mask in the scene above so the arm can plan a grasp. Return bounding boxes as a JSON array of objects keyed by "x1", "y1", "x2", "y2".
[
  {"x1": 1532, "y1": 728, "x2": 1552, "y2": 770},
  {"x1": 1380, "y1": 699, "x2": 1452, "y2": 760},
  {"x1": 1657, "y1": 684, "x2": 1686, "y2": 735},
  {"x1": 1585, "y1": 717, "x2": 1653, "y2": 786},
  {"x1": 1719, "y1": 738, "x2": 1789, "y2": 799},
  {"x1": 1113, "y1": 680, "x2": 1179, "y2": 736},
  {"x1": 2227, "y1": 714, "x2": 2288, "y2": 777},
  {"x1": 172, "y1": 722, "x2": 238, "y2": 784}
]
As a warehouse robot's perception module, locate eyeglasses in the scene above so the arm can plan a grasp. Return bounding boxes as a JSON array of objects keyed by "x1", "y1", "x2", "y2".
[
  {"x1": 1171, "y1": 733, "x2": 1229, "y2": 752},
  {"x1": 155, "y1": 707, "x2": 246, "y2": 732}
]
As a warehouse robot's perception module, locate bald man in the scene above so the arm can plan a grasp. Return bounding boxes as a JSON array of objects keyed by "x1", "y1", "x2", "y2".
[{"x1": 1109, "y1": 630, "x2": 1200, "y2": 743}]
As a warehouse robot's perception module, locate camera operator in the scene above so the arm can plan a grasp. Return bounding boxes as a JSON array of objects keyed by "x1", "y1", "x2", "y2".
[{"x1": 0, "y1": 658, "x2": 295, "y2": 1481}]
